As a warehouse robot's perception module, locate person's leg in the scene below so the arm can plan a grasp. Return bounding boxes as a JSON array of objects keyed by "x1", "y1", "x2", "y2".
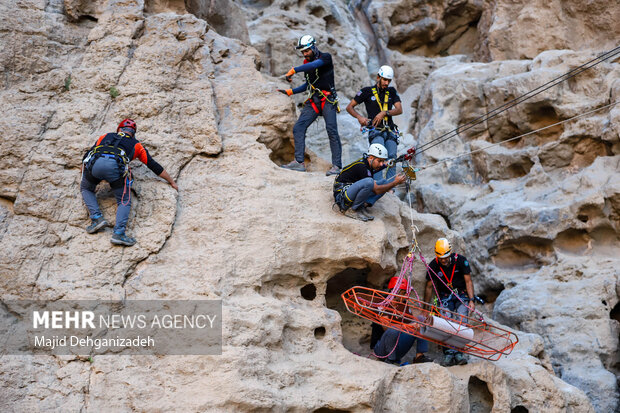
[
  {"x1": 80, "y1": 170, "x2": 102, "y2": 220},
  {"x1": 370, "y1": 133, "x2": 386, "y2": 180},
  {"x1": 291, "y1": 103, "x2": 319, "y2": 164},
  {"x1": 384, "y1": 134, "x2": 398, "y2": 181},
  {"x1": 364, "y1": 175, "x2": 395, "y2": 207},
  {"x1": 322, "y1": 102, "x2": 342, "y2": 169},
  {"x1": 343, "y1": 178, "x2": 375, "y2": 210},
  {"x1": 111, "y1": 181, "x2": 131, "y2": 235},
  {"x1": 452, "y1": 295, "x2": 471, "y2": 365},
  {"x1": 374, "y1": 328, "x2": 414, "y2": 364}
]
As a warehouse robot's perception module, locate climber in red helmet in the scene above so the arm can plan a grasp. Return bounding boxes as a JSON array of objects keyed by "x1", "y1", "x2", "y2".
[{"x1": 80, "y1": 118, "x2": 177, "y2": 247}]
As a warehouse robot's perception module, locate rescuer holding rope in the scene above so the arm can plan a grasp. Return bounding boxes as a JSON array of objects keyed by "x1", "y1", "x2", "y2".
[
  {"x1": 346, "y1": 65, "x2": 402, "y2": 180},
  {"x1": 424, "y1": 238, "x2": 476, "y2": 366}
]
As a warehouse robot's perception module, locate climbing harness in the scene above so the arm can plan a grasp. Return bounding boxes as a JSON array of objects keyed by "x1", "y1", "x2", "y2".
[
  {"x1": 304, "y1": 64, "x2": 340, "y2": 113},
  {"x1": 83, "y1": 132, "x2": 131, "y2": 186}
]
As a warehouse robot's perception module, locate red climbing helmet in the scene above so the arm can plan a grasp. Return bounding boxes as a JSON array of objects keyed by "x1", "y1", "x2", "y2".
[
  {"x1": 117, "y1": 118, "x2": 137, "y2": 133},
  {"x1": 388, "y1": 277, "x2": 409, "y2": 291}
]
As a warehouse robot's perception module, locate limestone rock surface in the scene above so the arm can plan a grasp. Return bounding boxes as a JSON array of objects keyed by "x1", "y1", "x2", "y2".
[{"x1": 0, "y1": 0, "x2": 618, "y2": 412}]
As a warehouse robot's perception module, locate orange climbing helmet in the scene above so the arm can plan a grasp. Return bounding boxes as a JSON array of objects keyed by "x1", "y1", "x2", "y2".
[{"x1": 435, "y1": 238, "x2": 452, "y2": 258}]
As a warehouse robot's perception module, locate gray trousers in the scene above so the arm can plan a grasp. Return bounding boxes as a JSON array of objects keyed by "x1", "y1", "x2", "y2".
[
  {"x1": 342, "y1": 176, "x2": 396, "y2": 210},
  {"x1": 80, "y1": 157, "x2": 131, "y2": 234},
  {"x1": 369, "y1": 131, "x2": 398, "y2": 180},
  {"x1": 293, "y1": 100, "x2": 342, "y2": 168}
]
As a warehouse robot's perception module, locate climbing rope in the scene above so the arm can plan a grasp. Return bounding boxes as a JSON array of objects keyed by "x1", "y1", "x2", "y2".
[
  {"x1": 413, "y1": 44, "x2": 620, "y2": 156},
  {"x1": 417, "y1": 100, "x2": 619, "y2": 171}
]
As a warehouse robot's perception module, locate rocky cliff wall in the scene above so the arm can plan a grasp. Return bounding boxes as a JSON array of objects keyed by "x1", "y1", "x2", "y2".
[{"x1": 0, "y1": 0, "x2": 618, "y2": 412}]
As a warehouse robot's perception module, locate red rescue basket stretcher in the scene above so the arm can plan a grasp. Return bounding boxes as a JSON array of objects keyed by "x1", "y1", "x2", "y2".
[{"x1": 342, "y1": 286, "x2": 518, "y2": 361}]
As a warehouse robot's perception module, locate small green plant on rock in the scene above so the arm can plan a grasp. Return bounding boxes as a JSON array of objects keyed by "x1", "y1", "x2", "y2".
[
  {"x1": 64, "y1": 75, "x2": 71, "y2": 91},
  {"x1": 109, "y1": 86, "x2": 120, "y2": 99}
]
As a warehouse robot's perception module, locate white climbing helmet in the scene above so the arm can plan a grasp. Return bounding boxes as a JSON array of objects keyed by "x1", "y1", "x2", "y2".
[
  {"x1": 378, "y1": 65, "x2": 394, "y2": 80},
  {"x1": 296, "y1": 35, "x2": 316, "y2": 51},
  {"x1": 367, "y1": 143, "x2": 388, "y2": 159}
]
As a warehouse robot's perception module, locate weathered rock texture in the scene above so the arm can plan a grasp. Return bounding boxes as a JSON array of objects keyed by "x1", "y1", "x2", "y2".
[{"x1": 0, "y1": 0, "x2": 618, "y2": 412}]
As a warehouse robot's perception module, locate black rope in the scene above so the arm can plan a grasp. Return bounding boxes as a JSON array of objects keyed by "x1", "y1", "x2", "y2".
[{"x1": 413, "y1": 45, "x2": 620, "y2": 156}]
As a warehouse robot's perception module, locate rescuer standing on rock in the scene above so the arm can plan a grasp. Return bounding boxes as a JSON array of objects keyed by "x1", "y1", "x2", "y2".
[
  {"x1": 424, "y1": 238, "x2": 476, "y2": 366},
  {"x1": 333, "y1": 143, "x2": 406, "y2": 222},
  {"x1": 80, "y1": 118, "x2": 178, "y2": 247},
  {"x1": 346, "y1": 65, "x2": 403, "y2": 180},
  {"x1": 277, "y1": 34, "x2": 342, "y2": 176}
]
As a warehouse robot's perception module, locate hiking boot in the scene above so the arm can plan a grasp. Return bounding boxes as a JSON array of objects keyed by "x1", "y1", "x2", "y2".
[
  {"x1": 454, "y1": 352, "x2": 468, "y2": 365},
  {"x1": 442, "y1": 353, "x2": 455, "y2": 367},
  {"x1": 413, "y1": 354, "x2": 433, "y2": 364},
  {"x1": 86, "y1": 216, "x2": 109, "y2": 234},
  {"x1": 110, "y1": 232, "x2": 136, "y2": 247},
  {"x1": 343, "y1": 208, "x2": 369, "y2": 222},
  {"x1": 325, "y1": 165, "x2": 341, "y2": 176},
  {"x1": 359, "y1": 207, "x2": 374, "y2": 221},
  {"x1": 280, "y1": 160, "x2": 306, "y2": 172}
]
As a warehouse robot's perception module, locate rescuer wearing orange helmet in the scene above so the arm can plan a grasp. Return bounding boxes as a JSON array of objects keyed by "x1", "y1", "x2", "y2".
[{"x1": 424, "y1": 238, "x2": 476, "y2": 366}]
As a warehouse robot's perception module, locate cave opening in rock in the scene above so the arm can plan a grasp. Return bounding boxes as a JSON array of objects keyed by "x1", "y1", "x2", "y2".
[
  {"x1": 314, "y1": 326, "x2": 326, "y2": 339},
  {"x1": 611, "y1": 302, "x2": 620, "y2": 324},
  {"x1": 325, "y1": 266, "x2": 388, "y2": 356},
  {"x1": 511, "y1": 406, "x2": 529, "y2": 413},
  {"x1": 301, "y1": 283, "x2": 317, "y2": 301},
  {"x1": 468, "y1": 376, "x2": 494, "y2": 413}
]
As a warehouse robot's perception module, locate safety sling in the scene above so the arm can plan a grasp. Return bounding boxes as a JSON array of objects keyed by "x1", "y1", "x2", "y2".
[
  {"x1": 83, "y1": 132, "x2": 131, "y2": 189},
  {"x1": 367, "y1": 87, "x2": 400, "y2": 144},
  {"x1": 305, "y1": 66, "x2": 340, "y2": 114}
]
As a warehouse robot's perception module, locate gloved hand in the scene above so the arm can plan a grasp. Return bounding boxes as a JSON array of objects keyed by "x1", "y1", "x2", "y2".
[
  {"x1": 285, "y1": 67, "x2": 296, "y2": 82},
  {"x1": 277, "y1": 89, "x2": 293, "y2": 96}
]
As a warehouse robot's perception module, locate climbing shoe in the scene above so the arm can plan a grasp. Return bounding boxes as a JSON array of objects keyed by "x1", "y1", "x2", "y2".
[
  {"x1": 343, "y1": 209, "x2": 369, "y2": 222},
  {"x1": 325, "y1": 165, "x2": 341, "y2": 176},
  {"x1": 442, "y1": 353, "x2": 455, "y2": 367},
  {"x1": 280, "y1": 160, "x2": 306, "y2": 172},
  {"x1": 413, "y1": 354, "x2": 433, "y2": 364},
  {"x1": 110, "y1": 232, "x2": 136, "y2": 247},
  {"x1": 86, "y1": 216, "x2": 109, "y2": 234},
  {"x1": 454, "y1": 352, "x2": 468, "y2": 365},
  {"x1": 359, "y1": 207, "x2": 374, "y2": 221}
]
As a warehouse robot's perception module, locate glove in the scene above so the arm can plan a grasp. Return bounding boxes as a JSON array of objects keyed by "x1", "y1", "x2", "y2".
[
  {"x1": 285, "y1": 67, "x2": 296, "y2": 82},
  {"x1": 277, "y1": 89, "x2": 293, "y2": 96}
]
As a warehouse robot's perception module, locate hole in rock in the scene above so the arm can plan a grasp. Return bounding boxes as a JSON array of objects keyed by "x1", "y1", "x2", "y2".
[
  {"x1": 577, "y1": 204, "x2": 601, "y2": 223},
  {"x1": 314, "y1": 326, "x2": 326, "y2": 339},
  {"x1": 526, "y1": 104, "x2": 562, "y2": 145},
  {"x1": 491, "y1": 237, "x2": 554, "y2": 271},
  {"x1": 313, "y1": 408, "x2": 350, "y2": 413},
  {"x1": 468, "y1": 376, "x2": 494, "y2": 413},
  {"x1": 301, "y1": 283, "x2": 317, "y2": 301},
  {"x1": 511, "y1": 406, "x2": 529, "y2": 413},
  {"x1": 611, "y1": 302, "x2": 620, "y2": 324},
  {"x1": 554, "y1": 228, "x2": 589, "y2": 255},
  {"x1": 326, "y1": 267, "x2": 389, "y2": 356},
  {"x1": 478, "y1": 282, "x2": 505, "y2": 304}
]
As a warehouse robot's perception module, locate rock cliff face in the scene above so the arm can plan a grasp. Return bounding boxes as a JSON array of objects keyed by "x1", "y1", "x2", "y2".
[{"x1": 0, "y1": 0, "x2": 618, "y2": 412}]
